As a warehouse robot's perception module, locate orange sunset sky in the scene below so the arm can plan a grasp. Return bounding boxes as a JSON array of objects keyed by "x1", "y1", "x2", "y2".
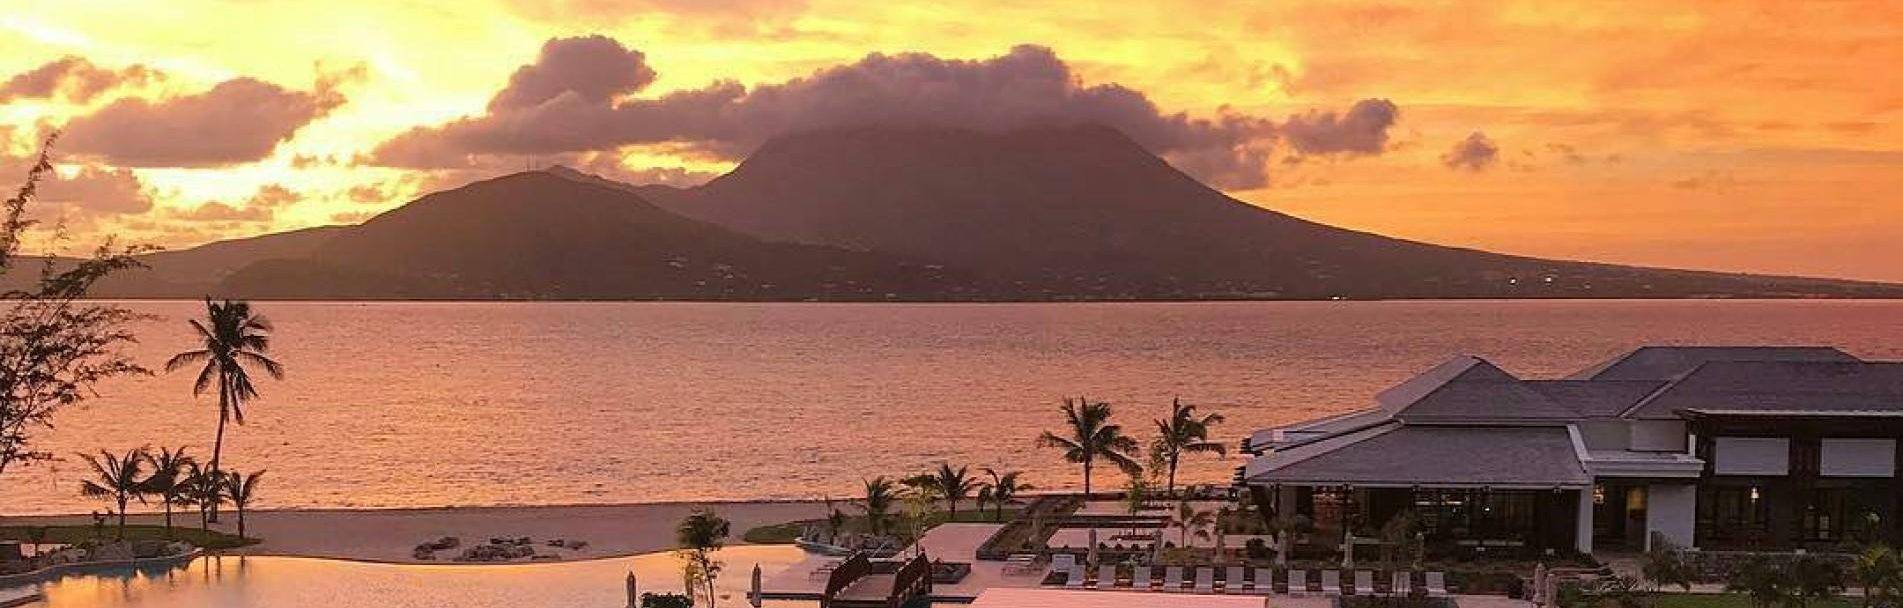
[{"x1": 1, "y1": 1, "x2": 1899, "y2": 281}]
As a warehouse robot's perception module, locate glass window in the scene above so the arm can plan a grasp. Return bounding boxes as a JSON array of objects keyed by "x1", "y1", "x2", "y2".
[
  {"x1": 1803, "y1": 488, "x2": 1843, "y2": 541},
  {"x1": 1698, "y1": 485, "x2": 1771, "y2": 545}
]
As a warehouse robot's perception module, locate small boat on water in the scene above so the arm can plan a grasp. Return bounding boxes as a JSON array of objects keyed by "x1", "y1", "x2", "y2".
[{"x1": 793, "y1": 536, "x2": 855, "y2": 556}]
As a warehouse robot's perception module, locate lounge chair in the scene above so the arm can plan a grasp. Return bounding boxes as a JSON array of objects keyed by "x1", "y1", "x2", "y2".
[
  {"x1": 1287, "y1": 569, "x2": 1308, "y2": 596},
  {"x1": 1164, "y1": 566, "x2": 1183, "y2": 592},
  {"x1": 1133, "y1": 565, "x2": 1153, "y2": 590},
  {"x1": 1393, "y1": 571, "x2": 1413, "y2": 596},
  {"x1": 1051, "y1": 553, "x2": 1076, "y2": 571},
  {"x1": 1066, "y1": 564, "x2": 1086, "y2": 588},
  {"x1": 1425, "y1": 571, "x2": 1449, "y2": 597},
  {"x1": 1224, "y1": 566, "x2": 1246, "y2": 593},
  {"x1": 1252, "y1": 567, "x2": 1274, "y2": 595},
  {"x1": 1194, "y1": 567, "x2": 1214, "y2": 593},
  {"x1": 1320, "y1": 570, "x2": 1341, "y2": 596},
  {"x1": 1354, "y1": 570, "x2": 1374, "y2": 595}
]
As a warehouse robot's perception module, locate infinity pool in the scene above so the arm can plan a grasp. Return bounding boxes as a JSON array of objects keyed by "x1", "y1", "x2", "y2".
[{"x1": 7, "y1": 547, "x2": 821, "y2": 607}]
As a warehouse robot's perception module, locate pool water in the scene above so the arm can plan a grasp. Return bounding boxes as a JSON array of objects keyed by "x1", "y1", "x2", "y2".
[{"x1": 8, "y1": 547, "x2": 821, "y2": 608}]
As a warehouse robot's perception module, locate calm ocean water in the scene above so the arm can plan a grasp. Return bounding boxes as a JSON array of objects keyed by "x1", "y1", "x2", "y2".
[{"x1": 4, "y1": 300, "x2": 1899, "y2": 515}]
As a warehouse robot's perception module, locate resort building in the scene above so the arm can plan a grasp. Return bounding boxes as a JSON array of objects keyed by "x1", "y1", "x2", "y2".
[{"x1": 1238, "y1": 346, "x2": 1902, "y2": 558}]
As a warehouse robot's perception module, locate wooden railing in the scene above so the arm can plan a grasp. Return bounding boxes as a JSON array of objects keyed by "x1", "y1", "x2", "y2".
[
  {"x1": 821, "y1": 552, "x2": 873, "y2": 603},
  {"x1": 885, "y1": 553, "x2": 933, "y2": 608}
]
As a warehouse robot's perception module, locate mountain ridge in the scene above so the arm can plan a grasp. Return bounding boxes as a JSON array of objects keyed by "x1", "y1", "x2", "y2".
[{"x1": 60, "y1": 124, "x2": 1903, "y2": 300}]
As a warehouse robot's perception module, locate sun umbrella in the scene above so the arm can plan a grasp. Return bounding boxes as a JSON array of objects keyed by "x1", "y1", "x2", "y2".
[{"x1": 750, "y1": 564, "x2": 763, "y2": 607}]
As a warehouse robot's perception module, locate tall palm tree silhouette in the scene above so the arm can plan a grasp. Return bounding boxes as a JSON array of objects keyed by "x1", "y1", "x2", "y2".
[
  {"x1": 1037, "y1": 397, "x2": 1142, "y2": 497},
  {"x1": 1151, "y1": 398, "x2": 1226, "y2": 495},
  {"x1": 166, "y1": 299, "x2": 282, "y2": 522}
]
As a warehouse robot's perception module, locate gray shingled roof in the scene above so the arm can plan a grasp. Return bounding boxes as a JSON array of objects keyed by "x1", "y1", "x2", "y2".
[
  {"x1": 1525, "y1": 380, "x2": 1667, "y2": 418},
  {"x1": 1625, "y1": 361, "x2": 1903, "y2": 419},
  {"x1": 1569, "y1": 346, "x2": 1857, "y2": 381},
  {"x1": 1246, "y1": 426, "x2": 1591, "y2": 487},
  {"x1": 1395, "y1": 379, "x2": 1582, "y2": 422},
  {"x1": 1377, "y1": 357, "x2": 1518, "y2": 413}
]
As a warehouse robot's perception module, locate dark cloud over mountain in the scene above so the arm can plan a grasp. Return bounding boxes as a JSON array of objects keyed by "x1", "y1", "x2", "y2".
[
  {"x1": 487, "y1": 35, "x2": 657, "y2": 112},
  {"x1": 62, "y1": 77, "x2": 345, "y2": 167},
  {"x1": 1440, "y1": 131, "x2": 1499, "y2": 171},
  {"x1": 0, "y1": 56, "x2": 160, "y2": 104},
  {"x1": 0, "y1": 135, "x2": 152, "y2": 216},
  {"x1": 168, "y1": 184, "x2": 303, "y2": 223},
  {"x1": 370, "y1": 37, "x2": 1399, "y2": 189}
]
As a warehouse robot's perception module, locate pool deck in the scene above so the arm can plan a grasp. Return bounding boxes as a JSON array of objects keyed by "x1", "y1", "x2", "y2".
[
  {"x1": 761, "y1": 522, "x2": 1041, "y2": 602},
  {"x1": 760, "y1": 521, "x2": 1530, "y2": 608}
]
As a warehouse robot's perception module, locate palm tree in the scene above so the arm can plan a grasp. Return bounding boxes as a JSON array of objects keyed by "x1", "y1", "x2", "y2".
[
  {"x1": 675, "y1": 510, "x2": 730, "y2": 608},
  {"x1": 980, "y1": 468, "x2": 1033, "y2": 522},
  {"x1": 1171, "y1": 500, "x2": 1214, "y2": 554},
  {"x1": 223, "y1": 469, "x2": 265, "y2": 539},
  {"x1": 1214, "y1": 505, "x2": 1234, "y2": 561},
  {"x1": 1037, "y1": 397, "x2": 1142, "y2": 497},
  {"x1": 1854, "y1": 544, "x2": 1901, "y2": 608},
  {"x1": 860, "y1": 477, "x2": 899, "y2": 537},
  {"x1": 141, "y1": 446, "x2": 194, "y2": 536},
  {"x1": 165, "y1": 298, "x2": 283, "y2": 522},
  {"x1": 902, "y1": 463, "x2": 977, "y2": 520},
  {"x1": 1150, "y1": 398, "x2": 1226, "y2": 496},
  {"x1": 78, "y1": 447, "x2": 149, "y2": 539},
  {"x1": 180, "y1": 461, "x2": 222, "y2": 531}
]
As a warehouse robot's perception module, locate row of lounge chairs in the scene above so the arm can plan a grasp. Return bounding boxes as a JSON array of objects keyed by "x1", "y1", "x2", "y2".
[{"x1": 1050, "y1": 560, "x2": 1450, "y2": 597}]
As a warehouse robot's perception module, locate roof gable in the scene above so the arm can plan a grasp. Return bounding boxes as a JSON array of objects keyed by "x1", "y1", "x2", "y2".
[{"x1": 1375, "y1": 356, "x2": 1517, "y2": 414}]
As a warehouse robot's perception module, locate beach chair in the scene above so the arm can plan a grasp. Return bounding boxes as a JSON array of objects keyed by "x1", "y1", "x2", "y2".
[
  {"x1": 1065, "y1": 564, "x2": 1086, "y2": 588},
  {"x1": 1133, "y1": 565, "x2": 1153, "y2": 591},
  {"x1": 1050, "y1": 553, "x2": 1075, "y2": 581},
  {"x1": 1224, "y1": 566, "x2": 1246, "y2": 593},
  {"x1": 1253, "y1": 567, "x2": 1274, "y2": 595},
  {"x1": 1287, "y1": 569, "x2": 1308, "y2": 596},
  {"x1": 1164, "y1": 566, "x2": 1184, "y2": 591},
  {"x1": 1354, "y1": 570, "x2": 1374, "y2": 595},
  {"x1": 1194, "y1": 567, "x2": 1214, "y2": 593},
  {"x1": 1425, "y1": 571, "x2": 1449, "y2": 597},
  {"x1": 1320, "y1": 570, "x2": 1341, "y2": 596},
  {"x1": 1393, "y1": 571, "x2": 1413, "y2": 596}
]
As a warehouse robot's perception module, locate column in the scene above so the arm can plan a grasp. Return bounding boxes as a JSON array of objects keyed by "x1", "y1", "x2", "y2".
[
  {"x1": 1576, "y1": 487, "x2": 1594, "y2": 554},
  {"x1": 1645, "y1": 483, "x2": 1697, "y2": 550}
]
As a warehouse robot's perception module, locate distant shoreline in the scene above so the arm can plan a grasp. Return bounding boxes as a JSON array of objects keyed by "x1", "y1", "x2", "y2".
[
  {"x1": 4, "y1": 500, "x2": 834, "y2": 564},
  {"x1": 73, "y1": 296, "x2": 1903, "y2": 304},
  {"x1": 4, "y1": 496, "x2": 833, "y2": 520}
]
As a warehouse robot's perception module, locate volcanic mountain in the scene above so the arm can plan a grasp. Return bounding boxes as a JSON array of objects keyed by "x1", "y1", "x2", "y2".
[
  {"x1": 641, "y1": 125, "x2": 1902, "y2": 299},
  {"x1": 77, "y1": 124, "x2": 1903, "y2": 300},
  {"x1": 127, "y1": 171, "x2": 974, "y2": 299}
]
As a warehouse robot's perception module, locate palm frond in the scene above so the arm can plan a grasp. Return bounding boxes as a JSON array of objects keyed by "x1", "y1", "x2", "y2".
[
  {"x1": 191, "y1": 362, "x2": 217, "y2": 395},
  {"x1": 164, "y1": 349, "x2": 211, "y2": 372},
  {"x1": 237, "y1": 351, "x2": 285, "y2": 379}
]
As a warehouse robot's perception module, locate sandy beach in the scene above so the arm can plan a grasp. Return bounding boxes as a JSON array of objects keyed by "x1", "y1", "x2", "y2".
[{"x1": 3, "y1": 501, "x2": 830, "y2": 563}]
